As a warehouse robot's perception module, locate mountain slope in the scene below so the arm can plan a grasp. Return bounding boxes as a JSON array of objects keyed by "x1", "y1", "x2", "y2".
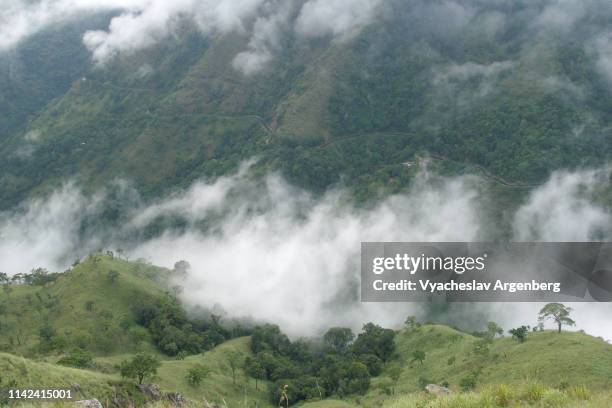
[
  {"x1": 0, "y1": 254, "x2": 171, "y2": 355},
  {"x1": 1, "y1": 2, "x2": 612, "y2": 209}
]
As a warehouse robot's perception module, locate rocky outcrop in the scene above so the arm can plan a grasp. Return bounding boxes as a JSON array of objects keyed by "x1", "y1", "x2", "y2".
[
  {"x1": 425, "y1": 384, "x2": 452, "y2": 395},
  {"x1": 75, "y1": 399, "x2": 103, "y2": 408}
]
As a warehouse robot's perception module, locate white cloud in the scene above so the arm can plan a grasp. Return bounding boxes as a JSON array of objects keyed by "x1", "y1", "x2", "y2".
[
  {"x1": 131, "y1": 171, "x2": 481, "y2": 335},
  {"x1": 1, "y1": 0, "x2": 384, "y2": 71},
  {"x1": 593, "y1": 32, "x2": 612, "y2": 86},
  {"x1": 0, "y1": 165, "x2": 610, "y2": 338},
  {"x1": 0, "y1": 0, "x2": 142, "y2": 52},
  {"x1": 232, "y1": 1, "x2": 294, "y2": 75},
  {"x1": 295, "y1": 0, "x2": 382, "y2": 42},
  {"x1": 535, "y1": 0, "x2": 587, "y2": 31},
  {"x1": 0, "y1": 183, "x2": 100, "y2": 274},
  {"x1": 513, "y1": 169, "x2": 611, "y2": 242},
  {"x1": 433, "y1": 60, "x2": 516, "y2": 84}
]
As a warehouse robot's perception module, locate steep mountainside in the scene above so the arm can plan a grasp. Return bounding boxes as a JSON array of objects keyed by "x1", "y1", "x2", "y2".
[{"x1": 1, "y1": 2, "x2": 612, "y2": 209}]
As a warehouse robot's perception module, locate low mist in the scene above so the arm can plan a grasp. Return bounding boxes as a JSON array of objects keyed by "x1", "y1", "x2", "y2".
[{"x1": 0, "y1": 165, "x2": 610, "y2": 339}]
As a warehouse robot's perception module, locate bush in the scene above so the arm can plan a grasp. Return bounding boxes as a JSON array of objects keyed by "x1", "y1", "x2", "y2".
[
  {"x1": 524, "y1": 383, "x2": 545, "y2": 402},
  {"x1": 541, "y1": 389, "x2": 569, "y2": 407},
  {"x1": 492, "y1": 384, "x2": 513, "y2": 407},
  {"x1": 566, "y1": 385, "x2": 590, "y2": 400},
  {"x1": 460, "y1": 372, "x2": 479, "y2": 391},
  {"x1": 185, "y1": 364, "x2": 210, "y2": 387},
  {"x1": 509, "y1": 326, "x2": 529, "y2": 342},
  {"x1": 57, "y1": 349, "x2": 93, "y2": 368}
]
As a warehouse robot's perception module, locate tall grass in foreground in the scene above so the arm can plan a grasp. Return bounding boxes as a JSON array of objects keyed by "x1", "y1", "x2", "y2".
[{"x1": 383, "y1": 382, "x2": 612, "y2": 408}]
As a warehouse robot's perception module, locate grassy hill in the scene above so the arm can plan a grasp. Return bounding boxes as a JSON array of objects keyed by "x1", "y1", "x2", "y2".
[
  {"x1": 2, "y1": 259, "x2": 612, "y2": 407},
  {"x1": 389, "y1": 324, "x2": 612, "y2": 392},
  {"x1": 355, "y1": 324, "x2": 612, "y2": 407},
  {"x1": 0, "y1": 254, "x2": 170, "y2": 356},
  {"x1": 0, "y1": 338, "x2": 270, "y2": 407}
]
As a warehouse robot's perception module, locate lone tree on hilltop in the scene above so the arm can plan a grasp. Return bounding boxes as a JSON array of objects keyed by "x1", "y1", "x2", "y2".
[{"x1": 539, "y1": 303, "x2": 575, "y2": 333}]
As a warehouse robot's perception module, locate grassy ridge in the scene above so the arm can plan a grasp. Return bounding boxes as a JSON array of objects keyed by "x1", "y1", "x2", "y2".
[
  {"x1": 388, "y1": 325, "x2": 612, "y2": 393},
  {"x1": 1, "y1": 338, "x2": 270, "y2": 407},
  {"x1": 0, "y1": 352, "x2": 117, "y2": 400},
  {"x1": 0, "y1": 255, "x2": 169, "y2": 356}
]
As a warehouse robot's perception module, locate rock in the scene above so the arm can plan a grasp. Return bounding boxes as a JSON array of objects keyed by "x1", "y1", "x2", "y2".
[
  {"x1": 138, "y1": 383, "x2": 162, "y2": 400},
  {"x1": 425, "y1": 384, "x2": 452, "y2": 395},
  {"x1": 75, "y1": 399, "x2": 103, "y2": 408},
  {"x1": 166, "y1": 392, "x2": 185, "y2": 406}
]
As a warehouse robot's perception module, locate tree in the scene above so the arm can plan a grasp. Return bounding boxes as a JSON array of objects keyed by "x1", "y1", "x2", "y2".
[
  {"x1": 460, "y1": 372, "x2": 479, "y2": 391},
  {"x1": 84, "y1": 300, "x2": 95, "y2": 312},
  {"x1": 339, "y1": 361, "x2": 370, "y2": 396},
  {"x1": 486, "y1": 322, "x2": 504, "y2": 339},
  {"x1": 0, "y1": 272, "x2": 8, "y2": 285},
  {"x1": 411, "y1": 350, "x2": 426, "y2": 365},
  {"x1": 57, "y1": 349, "x2": 93, "y2": 368},
  {"x1": 173, "y1": 260, "x2": 191, "y2": 275},
  {"x1": 120, "y1": 353, "x2": 160, "y2": 384},
  {"x1": 404, "y1": 316, "x2": 419, "y2": 330},
  {"x1": 538, "y1": 303, "x2": 575, "y2": 333},
  {"x1": 227, "y1": 351, "x2": 241, "y2": 385},
  {"x1": 107, "y1": 270, "x2": 119, "y2": 284},
  {"x1": 185, "y1": 364, "x2": 210, "y2": 387},
  {"x1": 39, "y1": 324, "x2": 56, "y2": 342},
  {"x1": 244, "y1": 356, "x2": 265, "y2": 390},
  {"x1": 323, "y1": 327, "x2": 354, "y2": 354},
  {"x1": 387, "y1": 364, "x2": 402, "y2": 395},
  {"x1": 509, "y1": 326, "x2": 529, "y2": 342},
  {"x1": 351, "y1": 323, "x2": 396, "y2": 362}
]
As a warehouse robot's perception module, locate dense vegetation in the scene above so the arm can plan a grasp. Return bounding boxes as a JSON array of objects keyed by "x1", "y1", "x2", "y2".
[
  {"x1": 244, "y1": 323, "x2": 395, "y2": 405},
  {"x1": 1, "y1": 3, "x2": 612, "y2": 210}
]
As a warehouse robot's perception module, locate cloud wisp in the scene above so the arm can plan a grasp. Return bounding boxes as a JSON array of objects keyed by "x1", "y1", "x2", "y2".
[{"x1": 1, "y1": 0, "x2": 384, "y2": 73}]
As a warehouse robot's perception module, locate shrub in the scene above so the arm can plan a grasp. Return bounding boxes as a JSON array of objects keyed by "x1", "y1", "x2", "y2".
[
  {"x1": 492, "y1": 384, "x2": 513, "y2": 407},
  {"x1": 185, "y1": 364, "x2": 210, "y2": 387},
  {"x1": 541, "y1": 389, "x2": 569, "y2": 408},
  {"x1": 566, "y1": 385, "x2": 590, "y2": 400},
  {"x1": 57, "y1": 349, "x2": 93, "y2": 368},
  {"x1": 460, "y1": 372, "x2": 479, "y2": 391},
  {"x1": 509, "y1": 326, "x2": 529, "y2": 342},
  {"x1": 524, "y1": 383, "x2": 545, "y2": 402}
]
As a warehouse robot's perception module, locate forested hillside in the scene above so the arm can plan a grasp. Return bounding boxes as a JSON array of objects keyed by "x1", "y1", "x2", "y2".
[{"x1": 1, "y1": 1, "x2": 612, "y2": 209}]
